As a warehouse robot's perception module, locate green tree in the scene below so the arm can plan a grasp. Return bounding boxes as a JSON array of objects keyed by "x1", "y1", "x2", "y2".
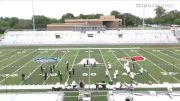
[
  {"x1": 94, "y1": 14, "x2": 103, "y2": 19},
  {"x1": 145, "y1": 18, "x2": 153, "y2": 24},
  {"x1": 49, "y1": 18, "x2": 59, "y2": 23},
  {"x1": 111, "y1": 10, "x2": 125, "y2": 26},
  {"x1": 110, "y1": 10, "x2": 123, "y2": 18},
  {"x1": 13, "y1": 19, "x2": 32, "y2": 29},
  {"x1": 163, "y1": 11, "x2": 176, "y2": 24},
  {"x1": 9, "y1": 17, "x2": 19, "y2": 28},
  {"x1": 123, "y1": 13, "x2": 141, "y2": 27},
  {"x1": 33, "y1": 15, "x2": 50, "y2": 29},
  {"x1": 59, "y1": 13, "x2": 75, "y2": 23},
  {"x1": 154, "y1": 6, "x2": 166, "y2": 18},
  {"x1": 174, "y1": 19, "x2": 180, "y2": 25},
  {"x1": 77, "y1": 14, "x2": 103, "y2": 19}
]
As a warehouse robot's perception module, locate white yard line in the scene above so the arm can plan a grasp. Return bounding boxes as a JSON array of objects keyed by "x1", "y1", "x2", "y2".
[
  {"x1": 88, "y1": 48, "x2": 90, "y2": 58},
  {"x1": 42, "y1": 50, "x2": 68, "y2": 85},
  {"x1": 65, "y1": 49, "x2": 79, "y2": 84},
  {"x1": 0, "y1": 50, "x2": 40, "y2": 83},
  {"x1": 0, "y1": 50, "x2": 35, "y2": 72},
  {"x1": 0, "y1": 50, "x2": 16, "y2": 57},
  {"x1": 133, "y1": 51, "x2": 161, "y2": 83},
  {"x1": 112, "y1": 49, "x2": 159, "y2": 83},
  {"x1": 111, "y1": 50, "x2": 123, "y2": 66},
  {"x1": 111, "y1": 50, "x2": 130, "y2": 82},
  {"x1": 0, "y1": 50, "x2": 26, "y2": 63},
  {"x1": 165, "y1": 49, "x2": 180, "y2": 55},
  {"x1": 142, "y1": 49, "x2": 180, "y2": 83},
  {"x1": 161, "y1": 49, "x2": 180, "y2": 62},
  {"x1": 0, "y1": 50, "x2": 7, "y2": 56},
  {"x1": 99, "y1": 49, "x2": 112, "y2": 81},
  {"x1": 19, "y1": 50, "x2": 57, "y2": 85},
  {"x1": 0, "y1": 54, "x2": 16, "y2": 63},
  {"x1": 146, "y1": 49, "x2": 180, "y2": 70},
  {"x1": 121, "y1": 49, "x2": 159, "y2": 83},
  {"x1": 159, "y1": 51, "x2": 180, "y2": 62}
]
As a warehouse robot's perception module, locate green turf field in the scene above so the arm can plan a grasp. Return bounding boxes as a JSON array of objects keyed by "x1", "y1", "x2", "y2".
[{"x1": 0, "y1": 46, "x2": 180, "y2": 85}]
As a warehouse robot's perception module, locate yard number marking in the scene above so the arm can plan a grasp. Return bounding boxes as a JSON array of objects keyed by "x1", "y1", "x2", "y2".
[{"x1": 82, "y1": 73, "x2": 96, "y2": 76}]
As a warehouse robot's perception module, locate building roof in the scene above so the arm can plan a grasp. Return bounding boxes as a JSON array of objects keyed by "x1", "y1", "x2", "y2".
[
  {"x1": 65, "y1": 19, "x2": 121, "y2": 22},
  {"x1": 47, "y1": 23, "x2": 86, "y2": 27},
  {"x1": 65, "y1": 15, "x2": 122, "y2": 22}
]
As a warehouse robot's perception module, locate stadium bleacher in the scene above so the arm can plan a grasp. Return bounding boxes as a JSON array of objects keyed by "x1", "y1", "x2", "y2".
[{"x1": 0, "y1": 30, "x2": 179, "y2": 45}]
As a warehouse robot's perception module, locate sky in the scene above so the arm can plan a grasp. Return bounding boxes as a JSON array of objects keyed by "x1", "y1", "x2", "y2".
[{"x1": 0, "y1": 0, "x2": 180, "y2": 19}]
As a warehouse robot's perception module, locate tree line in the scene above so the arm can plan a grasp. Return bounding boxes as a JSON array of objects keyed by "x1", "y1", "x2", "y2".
[
  {"x1": 145, "y1": 6, "x2": 180, "y2": 25},
  {"x1": 0, "y1": 6, "x2": 180, "y2": 34},
  {"x1": 0, "y1": 13, "x2": 103, "y2": 33}
]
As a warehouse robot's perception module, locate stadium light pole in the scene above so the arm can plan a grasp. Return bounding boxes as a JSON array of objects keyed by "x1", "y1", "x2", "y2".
[
  {"x1": 124, "y1": 15, "x2": 126, "y2": 27},
  {"x1": 32, "y1": 0, "x2": 36, "y2": 31},
  {"x1": 142, "y1": 4, "x2": 145, "y2": 30}
]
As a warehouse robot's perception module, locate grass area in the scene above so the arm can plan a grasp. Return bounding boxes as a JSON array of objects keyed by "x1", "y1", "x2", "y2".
[
  {"x1": 64, "y1": 92, "x2": 107, "y2": 101},
  {"x1": 0, "y1": 46, "x2": 180, "y2": 86},
  {"x1": 64, "y1": 97, "x2": 78, "y2": 101},
  {"x1": 91, "y1": 96, "x2": 107, "y2": 101},
  {"x1": 1, "y1": 45, "x2": 180, "y2": 101}
]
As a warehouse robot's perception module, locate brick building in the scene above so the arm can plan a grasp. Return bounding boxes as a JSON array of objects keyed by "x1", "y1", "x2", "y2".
[{"x1": 47, "y1": 16, "x2": 122, "y2": 31}]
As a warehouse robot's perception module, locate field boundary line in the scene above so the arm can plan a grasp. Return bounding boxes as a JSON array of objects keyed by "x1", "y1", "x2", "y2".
[
  {"x1": 38, "y1": 47, "x2": 141, "y2": 50},
  {"x1": 19, "y1": 50, "x2": 57, "y2": 85},
  {"x1": 42, "y1": 50, "x2": 68, "y2": 85},
  {"x1": 99, "y1": 49, "x2": 112, "y2": 81},
  {"x1": 65, "y1": 49, "x2": 79, "y2": 84},
  {"x1": 0, "y1": 50, "x2": 36, "y2": 72},
  {"x1": 142, "y1": 49, "x2": 180, "y2": 83}
]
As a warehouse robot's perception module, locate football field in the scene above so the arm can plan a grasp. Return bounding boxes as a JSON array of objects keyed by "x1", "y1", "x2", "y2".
[{"x1": 0, "y1": 46, "x2": 180, "y2": 85}]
